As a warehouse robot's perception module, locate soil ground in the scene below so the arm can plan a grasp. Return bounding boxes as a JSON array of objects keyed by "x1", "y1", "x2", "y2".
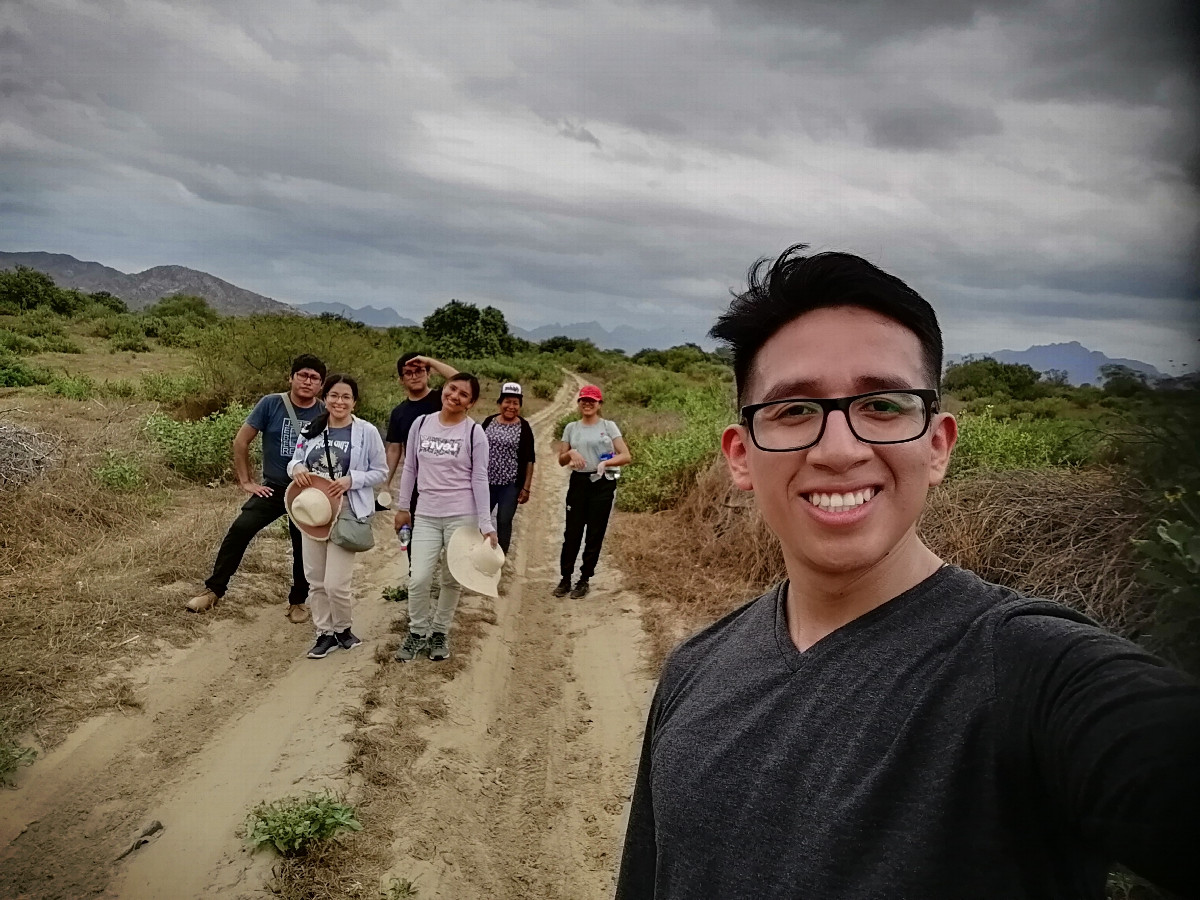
[{"x1": 0, "y1": 377, "x2": 654, "y2": 899}]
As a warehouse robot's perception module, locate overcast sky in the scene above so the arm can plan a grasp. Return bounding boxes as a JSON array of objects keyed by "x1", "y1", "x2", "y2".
[{"x1": 3, "y1": 0, "x2": 1198, "y2": 370}]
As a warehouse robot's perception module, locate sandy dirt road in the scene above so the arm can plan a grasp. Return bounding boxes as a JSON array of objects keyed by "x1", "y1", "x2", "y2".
[{"x1": 0, "y1": 377, "x2": 654, "y2": 899}]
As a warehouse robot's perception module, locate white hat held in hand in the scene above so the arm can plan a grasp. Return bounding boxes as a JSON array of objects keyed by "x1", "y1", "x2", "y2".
[
  {"x1": 446, "y1": 526, "x2": 506, "y2": 598},
  {"x1": 284, "y1": 475, "x2": 341, "y2": 541}
]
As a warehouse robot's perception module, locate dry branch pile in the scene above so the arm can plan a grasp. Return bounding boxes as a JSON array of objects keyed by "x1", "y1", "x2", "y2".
[{"x1": 0, "y1": 421, "x2": 59, "y2": 489}]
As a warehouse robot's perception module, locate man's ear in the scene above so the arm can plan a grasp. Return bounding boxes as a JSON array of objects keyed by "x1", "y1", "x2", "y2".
[
  {"x1": 722, "y1": 424, "x2": 755, "y2": 491},
  {"x1": 927, "y1": 412, "x2": 958, "y2": 487}
]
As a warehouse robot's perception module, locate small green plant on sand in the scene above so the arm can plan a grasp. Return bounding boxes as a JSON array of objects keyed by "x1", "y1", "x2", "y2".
[
  {"x1": 0, "y1": 740, "x2": 37, "y2": 785},
  {"x1": 245, "y1": 791, "x2": 362, "y2": 856},
  {"x1": 384, "y1": 875, "x2": 420, "y2": 898},
  {"x1": 381, "y1": 585, "x2": 408, "y2": 603},
  {"x1": 92, "y1": 451, "x2": 146, "y2": 492}
]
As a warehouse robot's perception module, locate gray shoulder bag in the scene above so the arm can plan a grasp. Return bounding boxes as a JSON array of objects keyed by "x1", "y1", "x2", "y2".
[
  {"x1": 278, "y1": 392, "x2": 304, "y2": 441},
  {"x1": 324, "y1": 425, "x2": 375, "y2": 552}
]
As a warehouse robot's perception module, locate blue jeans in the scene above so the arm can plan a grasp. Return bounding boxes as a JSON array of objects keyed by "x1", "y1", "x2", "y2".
[{"x1": 489, "y1": 482, "x2": 520, "y2": 555}]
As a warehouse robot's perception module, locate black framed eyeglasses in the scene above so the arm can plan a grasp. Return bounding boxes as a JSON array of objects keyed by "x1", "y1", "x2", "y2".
[{"x1": 740, "y1": 389, "x2": 940, "y2": 452}]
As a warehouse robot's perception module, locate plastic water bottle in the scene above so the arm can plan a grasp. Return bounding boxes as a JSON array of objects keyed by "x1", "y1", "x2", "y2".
[
  {"x1": 591, "y1": 452, "x2": 615, "y2": 482},
  {"x1": 397, "y1": 524, "x2": 411, "y2": 549}
]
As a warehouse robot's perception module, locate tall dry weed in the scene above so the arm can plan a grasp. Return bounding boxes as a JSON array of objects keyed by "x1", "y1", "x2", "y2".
[{"x1": 614, "y1": 461, "x2": 1149, "y2": 669}]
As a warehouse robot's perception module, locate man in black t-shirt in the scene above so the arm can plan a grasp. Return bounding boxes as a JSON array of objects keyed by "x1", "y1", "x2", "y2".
[
  {"x1": 384, "y1": 352, "x2": 459, "y2": 502},
  {"x1": 615, "y1": 246, "x2": 1200, "y2": 900}
]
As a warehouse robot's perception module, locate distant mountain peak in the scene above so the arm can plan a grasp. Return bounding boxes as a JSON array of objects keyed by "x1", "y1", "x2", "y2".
[{"x1": 948, "y1": 342, "x2": 1161, "y2": 386}]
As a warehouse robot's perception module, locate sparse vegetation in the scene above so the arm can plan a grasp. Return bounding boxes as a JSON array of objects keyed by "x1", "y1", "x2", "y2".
[
  {"x1": 245, "y1": 791, "x2": 362, "y2": 856},
  {"x1": 92, "y1": 451, "x2": 146, "y2": 492},
  {"x1": 144, "y1": 403, "x2": 251, "y2": 482},
  {"x1": 0, "y1": 739, "x2": 37, "y2": 785}
]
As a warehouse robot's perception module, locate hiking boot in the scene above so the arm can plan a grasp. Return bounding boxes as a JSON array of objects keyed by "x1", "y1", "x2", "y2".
[
  {"x1": 307, "y1": 633, "x2": 340, "y2": 659},
  {"x1": 428, "y1": 631, "x2": 450, "y2": 661},
  {"x1": 552, "y1": 577, "x2": 572, "y2": 598},
  {"x1": 336, "y1": 628, "x2": 362, "y2": 650},
  {"x1": 394, "y1": 631, "x2": 427, "y2": 662},
  {"x1": 570, "y1": 579, "x2": 590, "y2": 599},
  {"x1": 186, "y1": 589, "x2": 218, "y2": 612},
  {"x1": 286, "y1": 604, "x2": 310, "y2": 624}
]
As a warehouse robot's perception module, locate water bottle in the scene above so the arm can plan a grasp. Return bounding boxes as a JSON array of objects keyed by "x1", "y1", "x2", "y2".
[
  {"x1": 397, "y1": 524, "x2": 411, "y2": 549},
  {"x1": 591, "y1": 452, "x2": 615, "y2": 482}
]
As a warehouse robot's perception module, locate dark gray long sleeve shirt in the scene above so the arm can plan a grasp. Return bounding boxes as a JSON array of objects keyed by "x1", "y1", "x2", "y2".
[{"x1": 615, "y1": 567, "x2": 1200, "y2": 900}]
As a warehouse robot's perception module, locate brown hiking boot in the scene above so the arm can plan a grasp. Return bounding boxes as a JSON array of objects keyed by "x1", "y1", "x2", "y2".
[
  {"x1": 185, "y1": 589, "x2": 218, "y2": 612},
  {"x1": 286, "y1": 604, "x2": 310, "y2": 624}
]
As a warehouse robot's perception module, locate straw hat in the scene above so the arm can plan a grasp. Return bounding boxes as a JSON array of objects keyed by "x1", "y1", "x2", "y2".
[
  {"x1": 446, "y1": 526, "x2": 506, "y2": 598},
  {"x1": 284, "y1": 474, "x2": 342, "y2": 541}
]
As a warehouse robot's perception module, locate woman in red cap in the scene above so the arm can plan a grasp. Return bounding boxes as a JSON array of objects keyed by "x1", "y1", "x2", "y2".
[{"x1": 554, "y1": 384, "x2": 632, "y2": 598}]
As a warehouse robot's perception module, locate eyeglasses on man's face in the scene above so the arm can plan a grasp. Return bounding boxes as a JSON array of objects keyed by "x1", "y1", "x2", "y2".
[
  {"x1": 740, "y1": 389, "x2": 940, "y2": 452},
  {"x1": 402, "y1": 367, "x2": 428, "y2": 378},
  {"x1": 293, "y1": 371, "x2": 323, "y2": 382}
]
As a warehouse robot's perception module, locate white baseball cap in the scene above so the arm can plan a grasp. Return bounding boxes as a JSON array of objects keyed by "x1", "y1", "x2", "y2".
[{"x1": 499, "y1": 382, "x2": 523, "y2": 399}]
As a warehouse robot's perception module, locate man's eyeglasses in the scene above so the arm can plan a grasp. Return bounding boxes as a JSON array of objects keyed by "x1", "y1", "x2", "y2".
[
  {"x1": 740, "y1": 390, "x2": 940, "y2": 452},
  {"x1": 293, "y1": 372, "x2": 323, "y2": 382},
  {"x1": 401, "y1": 368, "x2": 428, "y2": 377}
]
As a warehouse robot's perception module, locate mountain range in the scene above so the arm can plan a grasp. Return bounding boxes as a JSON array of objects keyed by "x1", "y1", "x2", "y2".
[
  {"x1": 3, "y1": 251, "x2": 1165, "y2": 381},
  {"x1": 945, "y1": 343, "x2": 1162, "y2": 387}
]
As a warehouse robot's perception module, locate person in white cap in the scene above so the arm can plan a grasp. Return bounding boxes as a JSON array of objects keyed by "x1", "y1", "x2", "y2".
[{"x1": 481, "y1": 382, "x2": 536, "y2": 555}]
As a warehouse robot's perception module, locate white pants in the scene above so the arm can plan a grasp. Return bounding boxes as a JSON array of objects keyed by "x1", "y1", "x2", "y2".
[
  {"x1": 301, "y1": 534, "x2": 357, "y2": 634},
  {"x1": 407, "y1": 513, "x2": 475, "y2": 635}
]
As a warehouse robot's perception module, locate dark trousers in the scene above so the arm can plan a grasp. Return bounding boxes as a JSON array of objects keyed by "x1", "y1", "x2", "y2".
[
  {"x1": 489, "y1": 482, "x2": 520, "y2": 555},
  {"x1": 560, "y1": 473, "x2": 617, "y2": 581},
  {"x1": 205, "y1": 482, "x2": 308, "y2": 605}
]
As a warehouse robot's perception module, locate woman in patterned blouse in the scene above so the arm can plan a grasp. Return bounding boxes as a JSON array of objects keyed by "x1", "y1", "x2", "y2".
[{"x1": 481, "y1": 382, "x2": 536, "y2": 555}]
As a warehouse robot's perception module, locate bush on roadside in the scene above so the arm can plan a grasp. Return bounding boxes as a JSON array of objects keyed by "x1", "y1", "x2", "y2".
[
  {"x1": 47, "y1": 374, "x2": 96, "y2": 400},
  {"x1": 0, "y1": 740, "x2": 36, "y2": 785},
  {"x1": 0, "y1": 352, "x2": 51, "y2": 387},
  {"x1": 97, "y1": 378, "x2": 138, "y2": 399},
  {"x1": 0, "y1": 330, "x2": 41, "y2": 355},
  {"x1": 109, "y1": 325, "x2": 151, "y2": 353},
  {"x1": 950, "y1": 409, "x2": 1099, "y2": 475},
  {"x1": 245, "y1": 791, "x2": 362, "y2": 857},
  {"x1": 92, "y1": 451, "x2": 146, "y2": 491},
  {"x1": 139, "y1": 372, "x2": 204, "y2": 405},
  {"x1": 144, "y1": 403, "x2": 251, "y2": 482}
]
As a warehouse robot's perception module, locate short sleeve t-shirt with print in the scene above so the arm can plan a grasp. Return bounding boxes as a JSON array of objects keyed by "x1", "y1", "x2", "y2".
[
  {"x1": 485, "y1": 419, "x2": 521, "y2": 485},
  {"x1": 303, "y1": 425, "x2": 351, "y2": 479},
  {"x1": 245, "y1": 393, "x2": 324, "y2": 484},
  {"x1": 562, "y1": 419, "x2": 622, "y2": 479},
  {"x1": 386, "y1": 390, "x2": 443, "y2": 447}
]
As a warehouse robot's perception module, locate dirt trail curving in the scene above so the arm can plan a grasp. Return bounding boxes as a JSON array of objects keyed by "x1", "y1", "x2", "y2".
[{"x1": 0, "y1": 376, "x2": 654, "y2": 900}]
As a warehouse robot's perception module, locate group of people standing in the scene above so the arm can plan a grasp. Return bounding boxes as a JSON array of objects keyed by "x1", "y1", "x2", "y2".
[{"x1": 186, "y1": 351, "x2": 630, "y2": 665}]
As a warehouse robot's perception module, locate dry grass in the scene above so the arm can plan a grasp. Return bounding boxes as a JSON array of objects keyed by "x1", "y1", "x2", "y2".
[
  {"x1": 613, "y1": 460, "x2": 1150, "y2": 670},
  {"x1": 0, "y1": 395, "x2": 293, "y2": 747},
  {"x1": 265, "y1": 603, "x2": 497, "y2": 900}
]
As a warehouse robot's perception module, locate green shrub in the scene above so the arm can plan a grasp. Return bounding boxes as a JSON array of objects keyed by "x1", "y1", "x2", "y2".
[
  {"x1": 0, "y1": 352, "x2": 51, "y2": 387},
  {"x1": 245, "y1": 791, "x2": 362, "y2": 857},
  {"x1": 0, "y1": 330, "x2": 41, "y2": 354},
  {"x1": 47, "y1": 373, "x2": 96, "y2": 400},
  {"x1": 9, "y1": 308, "x2": 68, "y2": 338},
  {"x1": 950, "y1": 409, "x2": 1098, "y2": 475},
  {"x1": 0, "y1": 740, "x2": 36, "y2": 785},
  {"x1": 144, "y1": 403, "x2": 251, "y2": 482},
  {"x1": 98, "y1": 378, "x2": 138, "y2": 399},
  {"x1": 89, "y1": 312, "x2": 141, "y2": 339},
  {"x1": 139, "y1": 372, "x2": 204, "y2": 404},
  {"x1": 110, "y1": 325, "x2": 150, "y2": 353},
  {"x1": 92, "y1": 451, "x2": 146, "y2": 491}
]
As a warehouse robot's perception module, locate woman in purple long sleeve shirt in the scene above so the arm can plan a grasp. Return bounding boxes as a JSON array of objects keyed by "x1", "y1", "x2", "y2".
[{"x1": 392, "y1": 373, "x2": 497, "y2": 663}]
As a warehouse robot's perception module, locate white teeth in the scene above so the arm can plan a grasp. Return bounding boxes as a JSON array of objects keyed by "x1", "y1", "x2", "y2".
[{"x1": 806, "y1": 488, "x2": 875, "y2": 511}]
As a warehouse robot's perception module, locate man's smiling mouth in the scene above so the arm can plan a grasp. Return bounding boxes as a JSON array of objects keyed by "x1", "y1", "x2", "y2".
[{"x1": 802, "y1": 487, "x2": 876, "y2": 511}]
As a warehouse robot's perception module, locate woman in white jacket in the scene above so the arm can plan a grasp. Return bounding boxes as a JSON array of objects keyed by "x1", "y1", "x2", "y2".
[{"x1": 287, "y1": 374, "x2": 387, "y2": 659}]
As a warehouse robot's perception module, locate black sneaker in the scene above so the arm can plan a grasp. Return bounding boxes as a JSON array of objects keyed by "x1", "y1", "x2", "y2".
[
  {"x1": 428, "y1": 631, "x2": 451, "y2": 661},
  {"x1": 307, "y1": 633, "x2": 340, "y2": 659},
  {"x1": 336, "y1": 629, "x2": 362, "y2": 650},
  {"x1": 570, "y1": 579, "x2": 590, "y2": 599},
  {"x1": 552, "y1": 577, "x2": 572, "y2": 598}
]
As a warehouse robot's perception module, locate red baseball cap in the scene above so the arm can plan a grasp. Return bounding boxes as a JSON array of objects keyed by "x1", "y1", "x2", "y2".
[{"x1": 577, "y1": 384, "x2": 603, "y2": 402}]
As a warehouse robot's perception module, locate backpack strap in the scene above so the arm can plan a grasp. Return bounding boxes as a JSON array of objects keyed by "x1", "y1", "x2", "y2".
[{"x1": 278, "y1": 392, "x2": 304, "y2": 441}]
